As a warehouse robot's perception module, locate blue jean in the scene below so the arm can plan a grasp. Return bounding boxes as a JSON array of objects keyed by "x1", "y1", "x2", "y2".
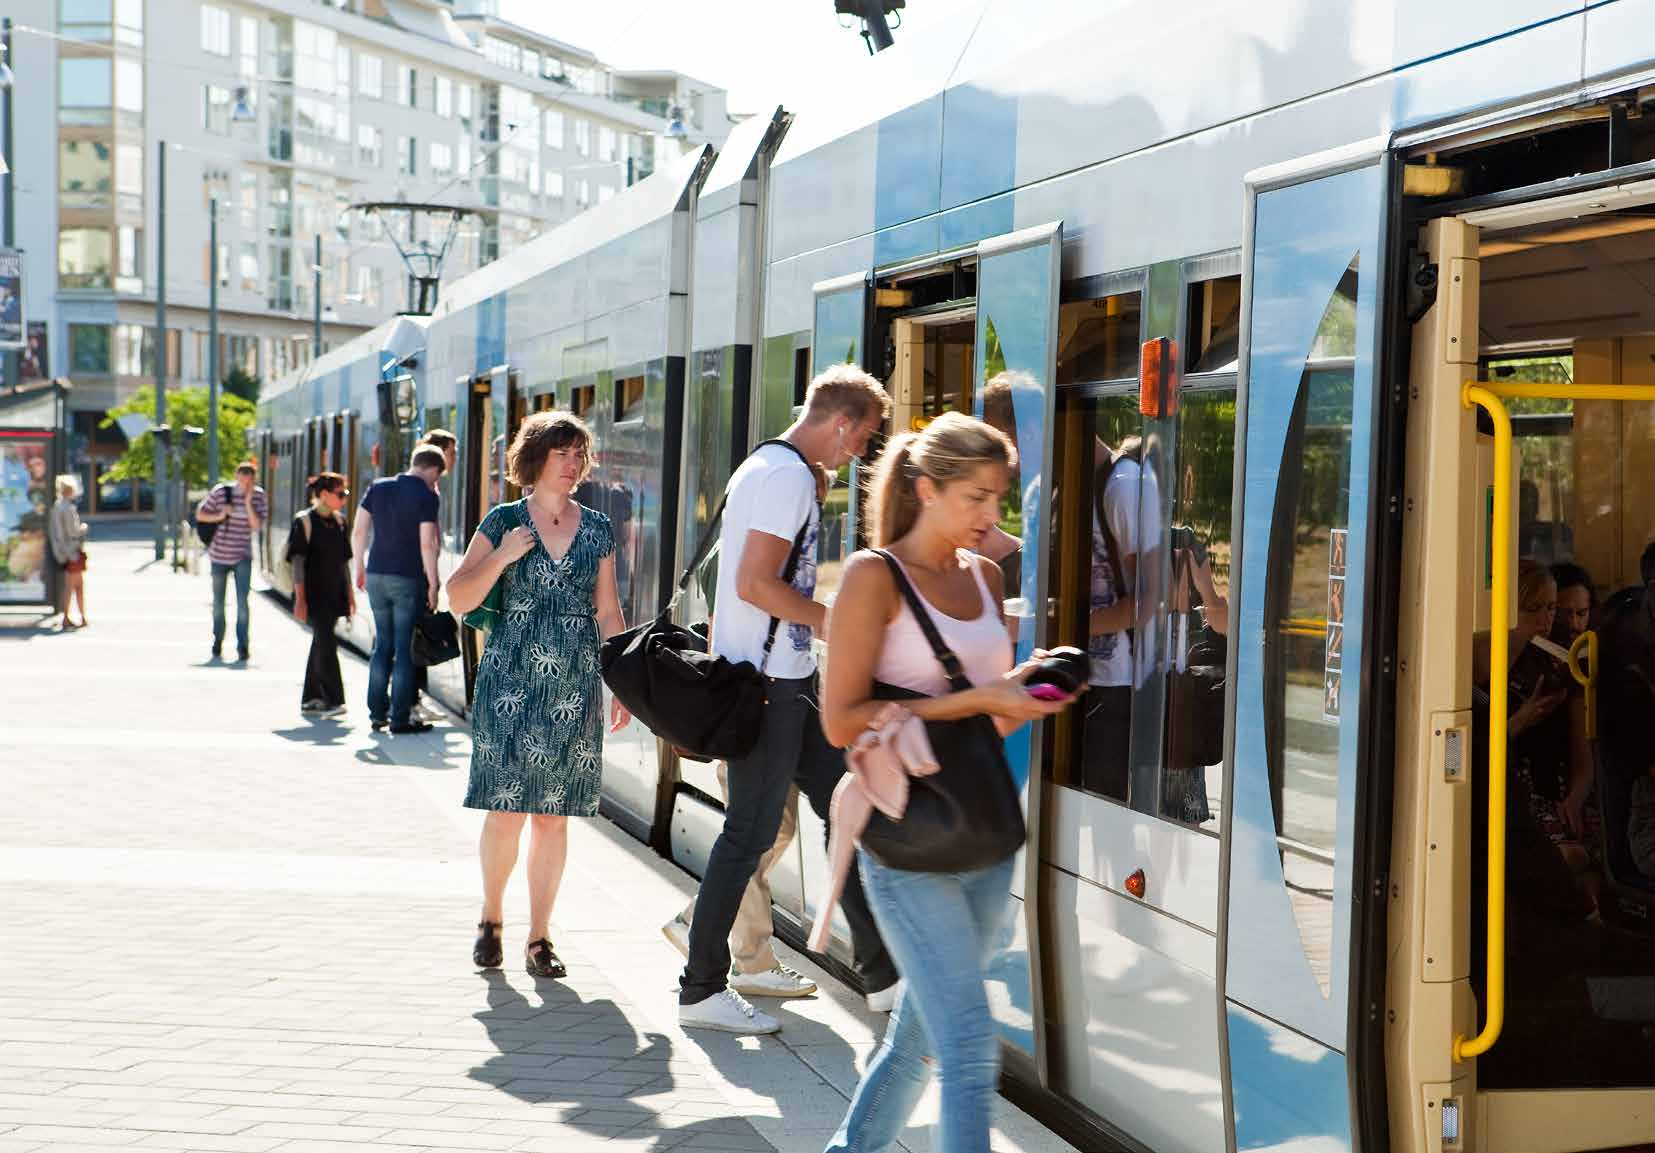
[
  {"x1": 825, "y1": 851, "x2": 1015, "y2": 1153},
  {"x1": 210, "y1": 557, "x2": 252, "y2": 655},
  {"x1": 366, "y1": 573, "x2": 422, "y2": 726}
]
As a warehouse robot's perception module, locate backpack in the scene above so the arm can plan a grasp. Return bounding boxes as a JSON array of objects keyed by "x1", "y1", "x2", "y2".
[{"x1": 196, "y1": 483, "x2": 234, "y2": 548}]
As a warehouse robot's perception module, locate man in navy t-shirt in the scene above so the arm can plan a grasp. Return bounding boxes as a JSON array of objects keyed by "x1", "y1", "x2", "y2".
[{"x1": 351, "y1": 445, "x2": 444, "y2": 733}]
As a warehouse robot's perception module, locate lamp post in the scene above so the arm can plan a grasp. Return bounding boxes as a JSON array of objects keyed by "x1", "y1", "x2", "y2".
[
  {"x1": 2, "y1": 18, "x2": 16, "y2": 395},
  {"x1": 153, "y1": 423, "x2": 202, "y2": 570},
  {"x1": 208, "y1": 197, "x2": 219, "y2": 484},
  {"x1": 152, "y1": 140, "x2": 169, "y2": 560},
  {"x1": 313, "y1": 233, "x2": 322, "y2": 354}
]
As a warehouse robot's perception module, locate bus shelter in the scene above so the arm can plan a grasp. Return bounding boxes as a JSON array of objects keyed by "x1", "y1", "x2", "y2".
[{"x1": 0, "y1": 379, "x2": 69, "y2": 607}]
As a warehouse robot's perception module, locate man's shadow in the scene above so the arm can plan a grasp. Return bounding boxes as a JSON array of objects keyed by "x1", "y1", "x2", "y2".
[{"x1": 471, "y1": 971, "x2": 774, "y2": 1149}]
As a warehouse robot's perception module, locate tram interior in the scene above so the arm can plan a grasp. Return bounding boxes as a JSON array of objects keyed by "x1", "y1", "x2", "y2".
[{"x1": 1467, "y1": 198, "x2": 1655, "y2": 1091}]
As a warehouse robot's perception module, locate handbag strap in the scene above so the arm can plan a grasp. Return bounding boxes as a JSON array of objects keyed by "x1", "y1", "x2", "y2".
[{"x1": 872, "y1": 549, "x2": 973, "y2": 694}]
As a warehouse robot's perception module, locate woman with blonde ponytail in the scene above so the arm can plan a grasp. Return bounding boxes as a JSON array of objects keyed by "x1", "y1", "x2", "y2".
[{"x1": 820, "y1": 411, "x2": 1073, "y2": 1153}]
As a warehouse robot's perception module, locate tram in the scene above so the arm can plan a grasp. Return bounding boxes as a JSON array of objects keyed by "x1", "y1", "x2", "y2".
[{"x1": 258, "y1": 4, "x2": 1655, "y2": 1149}]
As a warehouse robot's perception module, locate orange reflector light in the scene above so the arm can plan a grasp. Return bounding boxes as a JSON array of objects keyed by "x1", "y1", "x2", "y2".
[
  {"x1": 1139, "y1": 337, "x2": 1179, "y2": 418},
  {"x1": 1125, "y1": 868, "x2": 1146, "y2": 899}
]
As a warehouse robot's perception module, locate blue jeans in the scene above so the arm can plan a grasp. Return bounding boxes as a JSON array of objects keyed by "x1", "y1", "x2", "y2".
[
  {"x1": 825, "y1": 851, "x2": 1016, "y2": 1153},
  {"x1": 210, "y1": 557, "x2": 252, "y2": 656},
  {"x1": 366, "y1": 573, "x2": 422, "y2": 726}
]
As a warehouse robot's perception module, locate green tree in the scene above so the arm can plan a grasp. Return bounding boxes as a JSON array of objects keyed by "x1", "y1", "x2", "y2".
[
  {"x1": 99, "y1": 385, "x2": 258, "y2": 490},
  {"x1": 222, "y1": 365, "x2": 261, "y2": 405}
]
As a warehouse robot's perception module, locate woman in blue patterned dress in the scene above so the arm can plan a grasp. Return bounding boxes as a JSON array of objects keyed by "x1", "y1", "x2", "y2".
[{"x1": 448, "y1": 412, "x2": 630, "y2": 978}]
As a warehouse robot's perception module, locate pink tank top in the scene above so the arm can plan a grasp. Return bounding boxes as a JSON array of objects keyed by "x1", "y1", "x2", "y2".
[{"x1": 873, "y1": 552, "x2": 1014, "y2": 696}]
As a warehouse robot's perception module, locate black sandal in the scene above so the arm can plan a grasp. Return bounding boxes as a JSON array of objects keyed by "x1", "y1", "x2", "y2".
[
  {"x1": 473, "y1": 921, "x2": 503, "y2": 969},
  {"x1": 525, "y1": 938, "x2": 566, "y2": 979}
]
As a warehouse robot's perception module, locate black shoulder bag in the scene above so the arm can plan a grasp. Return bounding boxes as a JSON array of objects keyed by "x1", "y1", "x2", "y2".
[
  {"x1": 857, "y1": 550, "x2": 1026, "y2": 873},
  {"x1": 600, "y1": 440, "x2": 815, "y2": 761}
]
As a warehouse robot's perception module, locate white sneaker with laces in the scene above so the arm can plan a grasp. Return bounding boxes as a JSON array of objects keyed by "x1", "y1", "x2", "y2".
[
  {"x1": 661, "y1": 914, "x2": 690, "y2": 959},
  {"x1": 865, "y1": 978, "x2": 905, "y2": 1014},
  {"x1": 678, "y1": 988, "x2": 780, "y2": 1034},
  {"x1": 729, "y1": 963, "x2": 817, "y2": 998}
]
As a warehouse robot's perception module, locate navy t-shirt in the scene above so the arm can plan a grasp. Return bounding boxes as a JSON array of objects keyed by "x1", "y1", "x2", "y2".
[{"x1": 361, "y1": 473, "x2": 439, "y2": 580}]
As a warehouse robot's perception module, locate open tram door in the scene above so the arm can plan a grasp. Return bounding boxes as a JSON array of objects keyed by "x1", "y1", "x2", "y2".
[
  {"x1": 1388, "y1": 168, "x2": 1655, "y2": 1153},
  {"x1": 459, "y1": 364, "x2": 517, "y2": 708}
]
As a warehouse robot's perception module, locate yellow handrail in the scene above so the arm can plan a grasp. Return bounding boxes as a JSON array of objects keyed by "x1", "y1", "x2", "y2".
[
  {"x1": 1481, "y1": 380, "x2": 1655, "y2": 402},
  {"x1": 1457, "y1": 384, "x2": 1511, "y2": 1064},
  {"x1": 1567, "y1": 629, "x2": 1598, "y2": 740}
]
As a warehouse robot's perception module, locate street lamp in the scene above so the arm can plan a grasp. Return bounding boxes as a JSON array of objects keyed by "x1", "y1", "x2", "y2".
[
  {"x1": 151, "y1": 423, "x2": 203, "y2": 570},
  {"x1": 2, "y1": 20, "x2": 15, "y2": 396}
]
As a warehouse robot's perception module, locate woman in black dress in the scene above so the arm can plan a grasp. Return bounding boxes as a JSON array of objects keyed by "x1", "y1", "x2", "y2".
[{"x1": 288, "y1": 472, "x2": 356, "y2": 716}]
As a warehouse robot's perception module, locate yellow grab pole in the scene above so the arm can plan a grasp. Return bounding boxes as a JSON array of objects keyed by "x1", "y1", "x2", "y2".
[
  {"x1": 1482, "y1": 380, "x2": 1655, "y2": 403},
  {"x1": 1567, "y1": 629, "x2": 1599, "y2": 740},
  {"x1": 1457, "y1": 383, "x2": 1512, "y2": 1064}
]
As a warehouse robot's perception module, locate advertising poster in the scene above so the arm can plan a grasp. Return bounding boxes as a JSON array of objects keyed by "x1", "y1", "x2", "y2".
[
  {"x1": 0, "y1": 436, "x2": 52, "y2": 603},
  {"x1": 0, "y1": 249, "x2": 23, "y2": 350},
  {"x1": 1324, "y1": 528, "x2": 1347, "y2": 721},
  {"x1": 20, "y1": 321, "x2": 47, "y2": 380}
]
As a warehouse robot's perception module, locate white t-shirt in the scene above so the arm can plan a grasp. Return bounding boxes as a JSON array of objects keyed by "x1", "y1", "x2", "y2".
[
  {"x1": 710, "y1": 443, "x2": 820, "y2": 680},
  {"x1": 1089, "y1": 456, "x2": 1142, "y2": 687}
]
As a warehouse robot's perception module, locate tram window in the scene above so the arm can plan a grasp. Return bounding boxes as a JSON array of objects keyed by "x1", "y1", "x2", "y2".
[
  {"x1": 793, "y1": 346, "x2": 810, "y2": 407},
  {"x1": 615, "y1": 374, "x2": 646, "y2": 423},
  {"x1": 1047, "y1": 388, "x2": 1144, "y2": 802},
  {"x1": 531, "y1": 392, "x2": 556, "y2": 413},
  {"x1": 1161, "y1": 385, "x2": 1235, "y2": 829},
  {"x1": 1186, "y1": 276, "x2": 1241, "y2": 373},
  {"x1": 1056, "y1": 293, "x2": 1142, "y2": 385},
  {"x1": 1488, "y1": 353, "x2": 1576, "y2": 564},
  {"x1": 568, "y1": 383, "x2": 595, "y2": 418},
  {"x1": 920, "y1": 319, "x2": 975, "y2": 421}
]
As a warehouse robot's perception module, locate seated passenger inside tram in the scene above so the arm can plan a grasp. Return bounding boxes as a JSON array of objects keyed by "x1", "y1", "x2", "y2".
[{"x1": 1599, "y1": 542, "x2": 1655, "y2": 880}]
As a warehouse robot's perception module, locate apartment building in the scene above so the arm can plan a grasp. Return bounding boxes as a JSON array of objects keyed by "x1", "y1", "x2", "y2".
[{"x1": 1, "y1": 0, "x2": 727, "y2": 497}]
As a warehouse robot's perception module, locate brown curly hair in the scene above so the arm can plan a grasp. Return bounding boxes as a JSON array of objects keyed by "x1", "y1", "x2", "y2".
[{"x1": 507, "y1": 411, "x2": 594, "y2": 490}]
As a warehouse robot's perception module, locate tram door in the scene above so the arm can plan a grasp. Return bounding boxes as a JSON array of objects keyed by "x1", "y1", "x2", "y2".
[
  {"x1": 1389, "y1": 192, "x2": 1655, "y2": 1152},
  {"x1": 1223, "y1": 148, "x2": 1388, "y2": 1152}
]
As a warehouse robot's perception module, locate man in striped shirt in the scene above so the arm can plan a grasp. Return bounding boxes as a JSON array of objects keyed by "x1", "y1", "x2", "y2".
[{"x1": 196, "y1": 461, "x2": 268, "y2": 662}]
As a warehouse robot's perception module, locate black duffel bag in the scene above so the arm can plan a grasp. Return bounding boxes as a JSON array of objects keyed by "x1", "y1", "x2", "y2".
[
  {"x1": 413, "y1": 610, "x2": 462, "y2": 668},
  {"x1": 1166, "y1": 626, "x2": 1226, "y2": 770},
  {"x1": 601, "y1": 440, "x2": 813, "y2": 762},
  {"x1": 856, "y1": 551, "x2": 1027, "y2": 873}
]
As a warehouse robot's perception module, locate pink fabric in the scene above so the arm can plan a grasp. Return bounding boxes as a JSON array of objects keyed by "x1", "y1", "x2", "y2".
[{"x1": 809, "y1": 703, "x2": 938, "y2": 953}]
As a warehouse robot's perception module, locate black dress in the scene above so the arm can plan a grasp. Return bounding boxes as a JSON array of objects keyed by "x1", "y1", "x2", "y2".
[{"x1": 286, "y1": 507, "x2": 352, "y2": 709}]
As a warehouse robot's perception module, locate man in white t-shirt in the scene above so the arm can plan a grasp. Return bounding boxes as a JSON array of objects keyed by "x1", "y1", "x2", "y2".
[
  {"x1": 677, "y1": 364, "x2": 894, "y2": 1035},
  {"x1": 1085, "y1": 437, "x2": 1156, "y2": 800}
]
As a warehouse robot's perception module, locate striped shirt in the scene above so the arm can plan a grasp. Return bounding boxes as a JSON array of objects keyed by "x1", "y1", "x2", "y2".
[{"x1": 199, "y1": 483, "x2": 267, "y2": 565}]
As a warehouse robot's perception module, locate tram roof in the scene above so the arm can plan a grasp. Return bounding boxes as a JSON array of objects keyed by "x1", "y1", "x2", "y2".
[
  {"x1": 428, "y1": 145, "x2": 712, "y2": 322},
  {"x1": 261, "y1": 314, "x2": 429, "y2": 405}
]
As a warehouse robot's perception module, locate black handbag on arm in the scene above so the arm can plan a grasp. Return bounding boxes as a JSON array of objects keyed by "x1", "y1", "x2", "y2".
[
  {"x1": 600, "y1": 440, "x2": 815, "y2": 761},
  {"x1": 856, "y1": 550, "x2": 1027, "y2": 873}
]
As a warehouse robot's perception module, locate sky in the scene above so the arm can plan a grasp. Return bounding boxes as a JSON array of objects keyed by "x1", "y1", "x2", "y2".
[{"x1": 499, "y1": 1, "x2": 961, "y2": 117}]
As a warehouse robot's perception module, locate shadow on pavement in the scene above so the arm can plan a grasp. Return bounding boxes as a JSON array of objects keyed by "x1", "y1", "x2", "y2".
[
  {"x1": 471, "y1": 970, "x2": 776, "y2": 1151},
  {"x1": 353, "y1": 728, "x2": 468, "y2": 771}
]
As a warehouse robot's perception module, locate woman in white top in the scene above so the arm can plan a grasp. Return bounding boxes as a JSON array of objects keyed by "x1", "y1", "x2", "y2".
[
  {"x1": 48, "y1": 475, "x2": 88, "y2": 630},
  {"x1": 820, "y1": 412, "x2": 1069, "y2": 1153}
]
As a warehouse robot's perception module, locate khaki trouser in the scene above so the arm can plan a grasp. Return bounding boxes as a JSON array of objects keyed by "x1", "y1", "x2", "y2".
[{"x1": 679, "y1": 761, "x2": 799, "y2": 975}]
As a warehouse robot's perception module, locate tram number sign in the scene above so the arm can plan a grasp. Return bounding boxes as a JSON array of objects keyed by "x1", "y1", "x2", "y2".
[{"x1": 1324, "y1": 528, "x2": 1347, "y2": 721}]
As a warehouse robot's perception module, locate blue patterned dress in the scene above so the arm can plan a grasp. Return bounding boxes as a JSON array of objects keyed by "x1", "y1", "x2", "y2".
[{"x1": 463, "y1": 500, "x2": 615, "y2": 816}]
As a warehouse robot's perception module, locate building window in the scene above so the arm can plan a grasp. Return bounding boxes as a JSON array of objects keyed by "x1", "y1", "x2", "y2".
[
  {"x1": 354, "y1": 262, "x2": 382, "y2": 308},
  {"x1": 397, "y1": 135, "x2": 416, "y2": 176},
  {"x1": 239, "y1": 243, "x2": 259, "y2": 293},
  {"x1": 58, "y1": 139, "x2": 112, "y2": 208},
  {"x1": 116, "y1": 225, "x2": 142, "y2": 292},
  {"x1": 113, "y1": 324, "x2": 145, "y2": 375},
  {"x1": 202, "y1": 85, "x2": 232, "y2": 135},
  {"x1": 238, "y1": 170, "x2": 258, "y2": 230},
  {"x1": 358, "y1": 52, "x2": 382, "y2": 99},
  {"x1": 115, "y1": 0, "x2": 141, "y2": 45},
  {"x1": 598, "y1": 125, "x2": 616, "y2": 162},
  {"x1": 60, "y1": 0, "x2": 113, "y2": 41},
  {"x1": 458, "y1": 137, "x2": 471, "y2": 182},
  {"x1": 597, "y1": 183, "x2": 614, "y2": 204},
  {"x1": 543, "y1": 108, "x2": 563, "y2": 149},
  {"x1": 115, "y1": 58, "x2": 142, "y2": 113},
  {"x1": 239, "y1": 15, "x2": 258, "y2": 78},
  {"x1": 429, "y1": 141, "x2": 453, "y2": 177},
  {"x1": 115, "y1": 143, "x2": 142, "y2": 212},
  {"x1": 458, "y1": 84, "x2": 473, "y2": 131},
  {"x1": 200, "y1": 3, "x2": 230, "y2": 55},
  {"x1": 575, "y1": 178, "x2": 589, "y2": 208},
  {"x1": 60, "y1": 227, "x2": 113, "y2": 289},
  {"x1": 574, "y1": 118, "x2": 590, "y2": 156},
  {"x1": 435, "y1": 75, "x2": 452, "y2": 118},
  {"x1": 59, "y1": 57, "x2": 112, "y2": 114},
  {"x1": 70, "y1": 324, "x2": 112, "y2": 373},
  {"x1": 543, "y1": 169, "x2": 563, "y2": 201},
  {"x1": 357, "y1": 124, "x2": 382, "y2": 168},
  {"x1": 399, "y1": 65, "x2": 418, "y2": 109}
]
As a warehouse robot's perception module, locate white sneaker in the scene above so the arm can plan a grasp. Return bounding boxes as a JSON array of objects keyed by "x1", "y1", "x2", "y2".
[
  {"x1": 678, "y1": 988, "x2": 780, "y2": 1034},
  {"x1": 300, "y1": 699, "x2": 327, "y2": 714},
  {"x1": 661, "y1": 914, "x2": 690, "y2": 959},
  {"x1": 323, "y1": 703, "x2": 348, "y2": 718},
  {"x1": 729, "y1": 963, "x2": 817, "y2": 999},
  {"x1": 866, "y1": 978, "x2": 904, "y2": 1014}
]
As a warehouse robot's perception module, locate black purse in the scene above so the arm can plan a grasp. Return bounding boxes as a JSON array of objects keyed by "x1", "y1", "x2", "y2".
[
  {"x1": 600, "y1": 441, "x2": 814, "y2": 761},
  {"x1": 413, "y1": 610, "x2": 462, "y2": 667},
  {"x1": 856, "y1": 550, "x2": 1027, "y2": 874}
]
